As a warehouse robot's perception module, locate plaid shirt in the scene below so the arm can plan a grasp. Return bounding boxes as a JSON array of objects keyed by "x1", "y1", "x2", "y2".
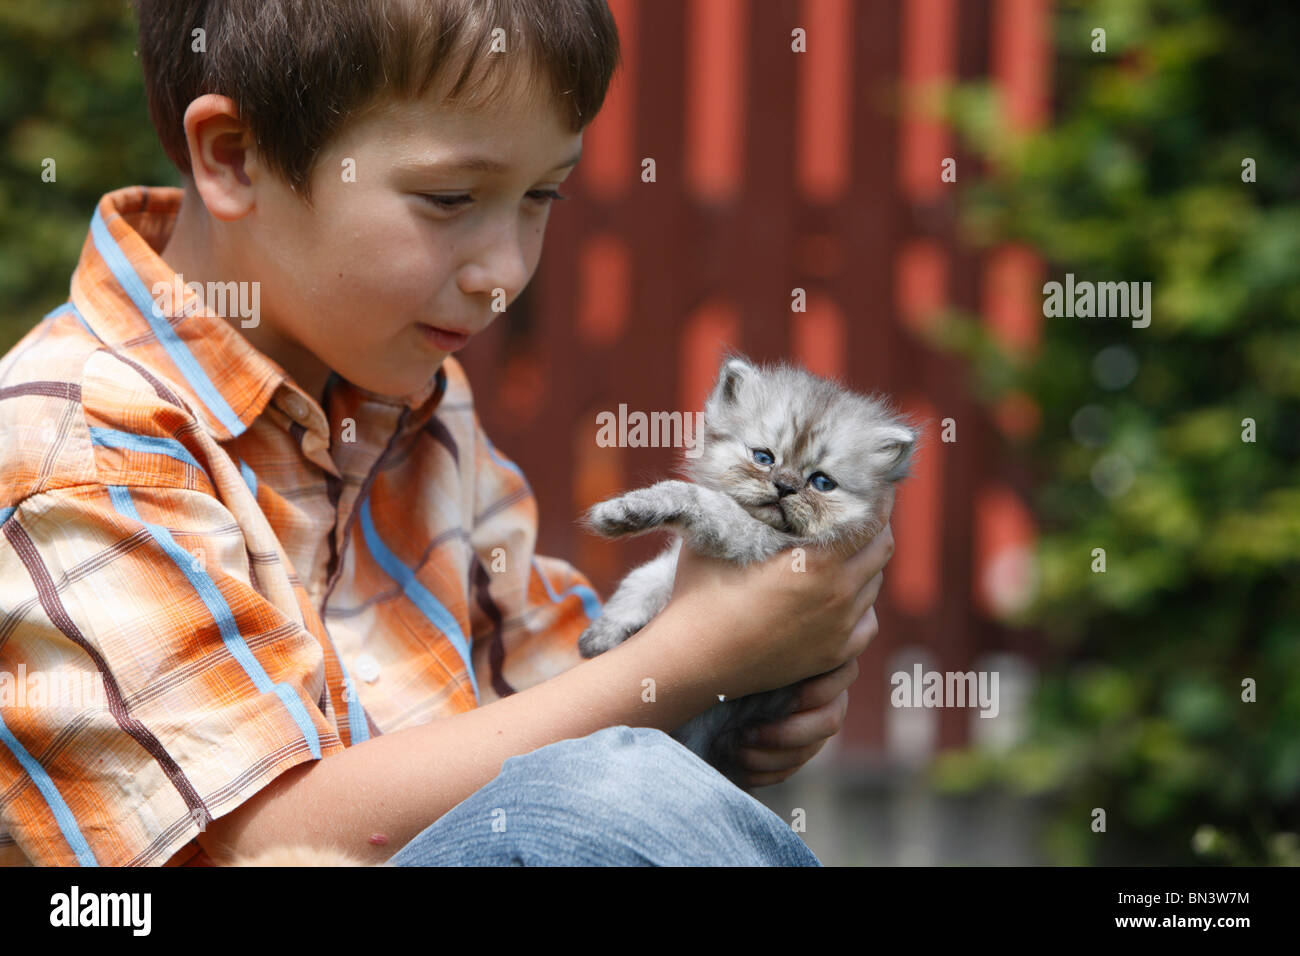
[{"x1": 0, "y1": 186, "x2": 601, "y2": 866}]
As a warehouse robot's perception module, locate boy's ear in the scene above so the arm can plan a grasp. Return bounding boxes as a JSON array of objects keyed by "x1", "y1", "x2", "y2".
[{"x1": 182, "y1": 94, "x2": 258, "y2": 221}]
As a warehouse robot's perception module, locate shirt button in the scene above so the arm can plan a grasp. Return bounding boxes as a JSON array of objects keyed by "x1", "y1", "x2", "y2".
[
  {"x1": 354, "y1": 653, "x2": 381, "y2": 683},
  {"x1": 282, "y1": 393, "x2": 310, "y2": 422}
]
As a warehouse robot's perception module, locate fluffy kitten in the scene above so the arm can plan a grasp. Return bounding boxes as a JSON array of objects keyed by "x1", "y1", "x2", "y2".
[{"x1": 578, "y1": 352, "x2": 918, "y2": 782}]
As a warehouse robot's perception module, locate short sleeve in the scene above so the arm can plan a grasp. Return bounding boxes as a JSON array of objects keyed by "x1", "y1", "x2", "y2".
[
  {"x1": 463, "y1": 412, "x2": 604, "y2": 705},
  {"x1": 0, "y1": 484, "x2": 345, "y2": 866}
]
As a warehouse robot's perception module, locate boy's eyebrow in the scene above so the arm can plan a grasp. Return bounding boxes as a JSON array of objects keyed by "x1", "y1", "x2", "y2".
[{"x1": 411, "y1": 149, "x2": 583, "y2": 175}]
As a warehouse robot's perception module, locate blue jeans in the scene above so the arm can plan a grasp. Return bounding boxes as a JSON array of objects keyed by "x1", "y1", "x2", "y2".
[{"x1": 386, "y1": 725, "x2": 821, "y2": 866}]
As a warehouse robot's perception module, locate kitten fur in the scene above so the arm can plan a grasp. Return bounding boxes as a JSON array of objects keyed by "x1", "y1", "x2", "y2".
[
  {"x1": 225, "y1": 845, "x2": 375, "y2": 867},
  {"x1": 578, "y1": 351, "x2": 919, "y2": 782}
]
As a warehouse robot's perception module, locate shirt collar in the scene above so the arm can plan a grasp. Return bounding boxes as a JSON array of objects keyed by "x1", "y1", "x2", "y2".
[{"x1": 68, "y1": 186, "x2": 447, "y2": 442}]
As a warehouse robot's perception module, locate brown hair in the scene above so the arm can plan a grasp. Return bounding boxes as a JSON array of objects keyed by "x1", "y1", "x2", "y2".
[{"x1": 132, "y1": 0, "x2": 621, "y2": 199}]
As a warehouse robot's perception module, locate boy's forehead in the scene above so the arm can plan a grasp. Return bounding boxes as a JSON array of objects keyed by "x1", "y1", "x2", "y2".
[{"x1": 353, "y1": 75, "x2": 577, "y2": 172}]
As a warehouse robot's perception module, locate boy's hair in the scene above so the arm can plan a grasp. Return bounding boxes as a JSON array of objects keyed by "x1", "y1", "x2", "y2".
[{"x1": 133, "y1": 0, "x2": 621, "y2": 199}]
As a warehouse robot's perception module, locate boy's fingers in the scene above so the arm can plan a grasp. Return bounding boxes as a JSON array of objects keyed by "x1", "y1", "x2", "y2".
[
  {"x1": 737, "y1": 737, "x2": 828, "y2": 774},
  {"x1": 744, "y1": 768, "x2": 800, "y2": 787},
  {"x1": 844, "y1": 604, "x2": 880, "y2": 657},
  {"x1": 852, "y1": 573, "x2": 884, "y2": 623},
  {"x1": 792, "y1": 657, "x2": 859, "y2": 711},
  {"x1": 847, "y1": 519, "x2": 894, "y2": 581},
  {"x1": 741, "y1": 689, "x2": 850, "y2": 751}
]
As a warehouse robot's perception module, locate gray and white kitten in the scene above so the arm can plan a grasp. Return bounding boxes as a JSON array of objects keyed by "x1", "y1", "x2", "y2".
[{"x1": 578, "y1": 352, "x2": 918, "y2": 782}]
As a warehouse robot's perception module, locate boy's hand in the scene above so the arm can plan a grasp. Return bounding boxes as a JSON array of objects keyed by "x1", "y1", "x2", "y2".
[
  {"x1": 670, "y1": 516, "x2": 894, "y2": 702},
  {"x1": 733, "y1": 609, "x2": 876, "y2": 787}
]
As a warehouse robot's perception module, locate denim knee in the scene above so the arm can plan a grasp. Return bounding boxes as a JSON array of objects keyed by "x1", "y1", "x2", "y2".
[
  {"x1": 388, "y1": 725, "x2": 820, "y2": 866},
  {"x1": 486, "y1": 724, "x2": 819, "y2": 866}
]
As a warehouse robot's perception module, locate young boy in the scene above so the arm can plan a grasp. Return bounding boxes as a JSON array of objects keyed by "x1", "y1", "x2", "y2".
[{"x1": 0, "y1": 0, "x2": 892, "y2": 866}]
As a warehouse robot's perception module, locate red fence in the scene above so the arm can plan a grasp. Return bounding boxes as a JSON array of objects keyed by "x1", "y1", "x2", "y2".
[{"x1": 458, "y1": 0, "x2": 1051, "y2": 756}]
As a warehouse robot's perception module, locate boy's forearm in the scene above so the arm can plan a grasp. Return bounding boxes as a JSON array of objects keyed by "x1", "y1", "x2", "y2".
[{"x1": 197, "y1": 602, "x2": 718, "y2": 864}]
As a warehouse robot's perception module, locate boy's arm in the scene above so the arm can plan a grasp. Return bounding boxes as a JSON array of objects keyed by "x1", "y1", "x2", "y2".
[{"x1": 197, "y1": 599, "x2": 721, "y2": 863}]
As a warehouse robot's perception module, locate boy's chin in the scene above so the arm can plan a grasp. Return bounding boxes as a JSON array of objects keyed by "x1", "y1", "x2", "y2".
[{"x1": 343, "y1": 362, "x2": 443, "y2": 400}]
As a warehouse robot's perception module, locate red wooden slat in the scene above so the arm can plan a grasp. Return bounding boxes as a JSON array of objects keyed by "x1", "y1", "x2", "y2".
[
  {"x1": 796, "y1": 0, "x2": 853, "y2": 203},
  {"x1": 577, "y1": 235, "x2": 631, "y2": 347},
  {"x1": 585, "y1": 0, "x2": 637, "y2": 201},
  {"x1": 983, "y1": 243, "x2": 1042, "y2": 356},
  {"x1": 900, "y1": 0, "x2": 957, "y2": 202},
  {"x1": 792, "y1": 294, "x2": 845, "y2": 380},
  {"x1": 680, "y1": 300, "x2": 741, "y2": 415},
  {"x1": 897, "y1": 238, "x2": 949, "y2": 336},
  {"x1": 973, "y1": 482, "x2": 1037, "y2": 618},
  {"x1": 994, "y1": 0, "x2": 1051, "y2": 132},
  {"x1": 687, "y1": 0, "x2": 747, "y2": 204}
]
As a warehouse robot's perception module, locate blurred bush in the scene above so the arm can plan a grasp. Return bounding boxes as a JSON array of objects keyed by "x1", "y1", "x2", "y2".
[
  {"x1": 930, "y1": 0, "x2": 1300, "y2": 864},
  {"x1": 0, "y1": 0, "x2": 177, "y2": 353}
]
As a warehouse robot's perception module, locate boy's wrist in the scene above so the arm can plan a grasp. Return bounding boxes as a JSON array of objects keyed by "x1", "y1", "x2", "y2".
[{"x1": 611, "y1": 598, "x2": 742, "y2": 719}]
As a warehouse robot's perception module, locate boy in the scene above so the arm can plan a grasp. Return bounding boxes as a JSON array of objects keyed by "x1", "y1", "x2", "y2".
[{"x1": 0, "y1": 0, "x2": 892, "y2": 866}]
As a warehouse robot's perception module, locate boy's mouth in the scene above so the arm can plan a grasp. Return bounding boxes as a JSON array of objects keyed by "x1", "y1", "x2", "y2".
[{"x1": 417, "y1": 323, "x2": 471, "y2": 352}]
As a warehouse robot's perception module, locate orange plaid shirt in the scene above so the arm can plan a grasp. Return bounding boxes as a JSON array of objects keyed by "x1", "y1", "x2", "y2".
[{"x1": 0, "y1": 186, "x2": 602, "y2": 866}]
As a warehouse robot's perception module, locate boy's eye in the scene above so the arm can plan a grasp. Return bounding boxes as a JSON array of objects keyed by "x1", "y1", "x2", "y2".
[
  {"x1": 420, "y1": 193, "x2": 473, "y2": 210},
  {"x1": 751, "y1": 448, "x2": 774, "y2": 466},
  {"x1": 528, "y1": 189, "x2": 568, "y2": 205},
  {"x1": 809, "y1": 472, "x2": 836, "y2": 492},
  {"x1": 418, "y1": 190, "x2": 568, "y2": 210}
]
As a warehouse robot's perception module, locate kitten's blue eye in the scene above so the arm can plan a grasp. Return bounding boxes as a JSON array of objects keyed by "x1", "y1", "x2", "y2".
[
  {"x1": 809, "y1": 472, "x2": 836, "y2": 492},
  {"x1": 751, "y1": 448, "x2": 774, "y2": 466}
]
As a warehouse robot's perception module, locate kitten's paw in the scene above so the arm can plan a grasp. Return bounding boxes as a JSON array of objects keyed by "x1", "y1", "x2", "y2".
[
  {"x1": 586, "y1": 494, "x2": 664, "y2": 537},
  {"x1": 578, "y1": 615, "x2": 645, "y2": 657},
  {"x1": 584, "y1": 484, "x2": 692, "y2": 539},
  {"x1": 585, "y1": 498, "x2": 634, "y2": 537}
]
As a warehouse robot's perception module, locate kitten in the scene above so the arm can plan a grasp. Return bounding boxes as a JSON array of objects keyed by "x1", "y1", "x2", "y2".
[{"x1": 578, "y1": 351, "x2": 919, "y2": 782}]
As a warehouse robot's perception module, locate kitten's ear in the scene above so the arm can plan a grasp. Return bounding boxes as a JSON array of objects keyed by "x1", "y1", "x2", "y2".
[
  {"x1": 712, "y1": 353, "x2": 756, "y2": 405},
  {"x1": 872, "y1": 425, "x2": 918, "y2": 482}
]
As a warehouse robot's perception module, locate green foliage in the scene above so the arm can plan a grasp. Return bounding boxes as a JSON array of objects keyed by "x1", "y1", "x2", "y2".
[
  {"x1": 0, "y1": 0, "x2": 177, "y2": 353},
  {"x1": 931, "y1": 0, "x2": 1300, "y2": 864}
]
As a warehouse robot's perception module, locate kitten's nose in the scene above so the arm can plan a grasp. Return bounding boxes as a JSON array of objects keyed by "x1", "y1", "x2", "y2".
[{"x1": 774, "y1": 480, "x2": 798, "y2": 498}]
